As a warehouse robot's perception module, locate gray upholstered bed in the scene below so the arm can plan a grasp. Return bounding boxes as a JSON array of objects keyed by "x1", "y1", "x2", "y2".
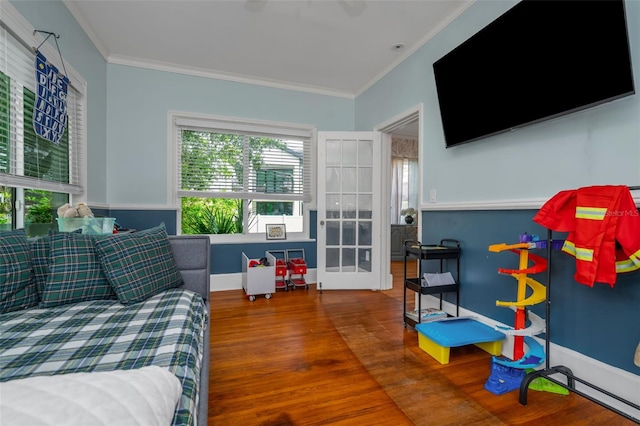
[
  {"x1": 169, "y1": 235, "x2": 211, "y2": 426},
  {"x1": 0, "y1": 233, "x2": 211, "y2": 426}
]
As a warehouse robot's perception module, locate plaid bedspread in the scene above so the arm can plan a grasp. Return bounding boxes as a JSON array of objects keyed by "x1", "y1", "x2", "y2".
[{"x1": 0, "y1": 288, "x2": 208, "y2": 426}]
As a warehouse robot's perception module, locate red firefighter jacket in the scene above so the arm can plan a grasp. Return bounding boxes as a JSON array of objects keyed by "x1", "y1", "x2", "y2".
[{"x1": 533, "y1": 185, "x2": 640, "y2": 287}]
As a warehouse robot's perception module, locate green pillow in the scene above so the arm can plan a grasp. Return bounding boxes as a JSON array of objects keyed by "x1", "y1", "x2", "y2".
[
  {"x1": 94, "y1": 223, "x2": 183, "y2": 305},
  {"x1": 40, "y1": 232, "x2": 115, "y2": 308},
  {"x1": 0, "y1": 229, "x2": 38, "y2": 313}
]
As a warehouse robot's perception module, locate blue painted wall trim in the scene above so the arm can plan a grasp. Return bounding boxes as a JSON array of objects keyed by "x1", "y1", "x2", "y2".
[
  {"x1": 421, "y1": 209, "x2": 640, "y2": 375},
  {"x1": 107, "y1": 208, "x2": 318, "y2": 275}
]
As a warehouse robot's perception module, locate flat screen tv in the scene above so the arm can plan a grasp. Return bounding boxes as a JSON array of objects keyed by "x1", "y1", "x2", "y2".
[{"x1": 433, "y1": 0, "x2": 635, "y2": 148}]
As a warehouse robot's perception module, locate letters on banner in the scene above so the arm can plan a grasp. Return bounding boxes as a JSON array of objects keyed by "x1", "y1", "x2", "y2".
[{"x1": 34, "y1": 51, "x2": 69, "y2": 144}]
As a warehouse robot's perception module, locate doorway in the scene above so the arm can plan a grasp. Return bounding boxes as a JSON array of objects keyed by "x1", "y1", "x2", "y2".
[{"x1": 375, "y1": 105, "x2": 422, "y2": 290}]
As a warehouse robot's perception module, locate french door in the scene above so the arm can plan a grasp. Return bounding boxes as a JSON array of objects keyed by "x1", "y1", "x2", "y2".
[{"x1": 317, "y1": 132, "x2": 382, "y2": 290}]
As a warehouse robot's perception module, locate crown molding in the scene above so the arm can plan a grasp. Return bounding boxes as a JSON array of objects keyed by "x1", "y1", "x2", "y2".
[
  {"x1": 108, "y1": 54, "x2": 354, "y2": 99},
  {"x1": 63, "y1": 0, "x2": 353, "y2": 98},
  {"x1": 354, "y1": 0, "x2": 475, "y2": 97},
  {"x1": 62, "y1": 0, "x2": 110, "y2": 61}
]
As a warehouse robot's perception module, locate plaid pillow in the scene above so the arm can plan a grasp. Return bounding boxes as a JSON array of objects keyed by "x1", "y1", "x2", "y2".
[
  {"x1": 30, "y1": 229, "x2": 84, "y2": 296},
  {"x1": 30, "y1": 235, "x2": 51, "y2": 296},
  {"x1": 40, "y1": 232, "x2": 115, "y2": 308},
  {"x1": 0, "y1": 229, "x2": 38, "y2": 313},
  {"x1": 94, "y1": 224, "x2": 183, "y2": 305}
]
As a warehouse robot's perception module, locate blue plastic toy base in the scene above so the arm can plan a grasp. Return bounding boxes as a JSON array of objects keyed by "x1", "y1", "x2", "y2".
[
  {"x1": 484, "y1": 360, "x2": 526, "y2": 395},
  {"x1": 492, "y1": 336, "x2": 545, "y2": 369}
]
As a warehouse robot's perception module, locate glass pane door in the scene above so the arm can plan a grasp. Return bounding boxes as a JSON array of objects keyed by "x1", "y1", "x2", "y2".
[{"x1": 317, "y1": 132, "x2": 381, "y2": 290}]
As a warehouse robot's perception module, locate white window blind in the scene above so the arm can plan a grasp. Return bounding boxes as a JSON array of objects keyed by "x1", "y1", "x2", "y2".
[
  {"x1": 0, "y1": 8, "x2": 85, "y2": 195},
  {"x1": 175, "y1": 116, "x2": 312, "y2": 202}
]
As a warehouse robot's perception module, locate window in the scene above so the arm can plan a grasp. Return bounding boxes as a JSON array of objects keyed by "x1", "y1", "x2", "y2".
[
  {"x1": 0, "y1": 3, "x2": 86, "y2": 236},
  {"x1": 172, "y1": 113, "x2": 313, "y2": 238},
  {"x1": 391, "y1": 137, "x2": 418, "y2": 224}
]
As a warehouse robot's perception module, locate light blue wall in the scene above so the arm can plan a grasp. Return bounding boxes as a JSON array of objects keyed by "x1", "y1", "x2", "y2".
[
  {"x1": 10, "y1": 0, "x2": 109, "y2": 203},
  {"x1": 106, "y1": 65, "x2": 354, "y2": 205},
  {"x1": 11, "y1": 0, "x2": 640, "y2": 376},
  {"x1": 356, "y1": 0, "x2": 640, "y2": 204}
]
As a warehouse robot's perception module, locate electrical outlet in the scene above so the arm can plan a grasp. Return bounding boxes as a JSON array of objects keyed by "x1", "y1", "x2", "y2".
[{"x1": 430, "y1": 189, "x2": 437, "y2": 203}]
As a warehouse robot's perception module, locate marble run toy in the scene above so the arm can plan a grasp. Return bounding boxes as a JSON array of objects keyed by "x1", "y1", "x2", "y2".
[
  {"x1": 488, "y1": 239, "x2": 547, "y2": 361},
  {"x1": 485, "y1": 234, "x2": 549, "y2": 395}
]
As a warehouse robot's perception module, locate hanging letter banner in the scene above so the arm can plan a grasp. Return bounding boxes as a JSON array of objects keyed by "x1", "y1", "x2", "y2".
[{"x1": 34, "y1": 51, "x2": 69, "y2": 144}]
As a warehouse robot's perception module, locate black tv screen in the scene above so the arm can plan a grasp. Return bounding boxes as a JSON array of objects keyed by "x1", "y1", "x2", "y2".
[{"x1": 433, "y1": 0, "x2": 635, "y2": 148}]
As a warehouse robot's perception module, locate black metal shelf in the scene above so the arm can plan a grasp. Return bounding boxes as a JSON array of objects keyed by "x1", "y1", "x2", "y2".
[
  {"x1": 403, "y1": 239, "x2": 461, "y2": 326},
  {"x1": 404, "y1": 277, "x2": 459, "y2": 295}
]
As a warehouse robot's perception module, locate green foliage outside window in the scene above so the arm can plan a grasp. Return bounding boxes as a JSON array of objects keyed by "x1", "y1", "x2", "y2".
[
  {"x1": 180, "y1": 129, "x2": 295, "y2": 235},
  {"x1": 181, "y1": 131, "x2": 287, "y2": 193},
  {"x1": 0, "y1": 187, "x2": 11, "y2": 225},
  {"x1": 25, "y1": 190, "x2": 54, "y2": 224},
  {"x1": 182, "y1": 197, "x2": 237, "y2": 234},
  {"x1": 182, "y1": 197, "x2": 260, "y2": 235}
]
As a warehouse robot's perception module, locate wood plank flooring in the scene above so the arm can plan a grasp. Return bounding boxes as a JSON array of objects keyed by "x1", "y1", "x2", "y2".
[{"x1": 208, "y1": 261, "x2": 636, "y2": 425}]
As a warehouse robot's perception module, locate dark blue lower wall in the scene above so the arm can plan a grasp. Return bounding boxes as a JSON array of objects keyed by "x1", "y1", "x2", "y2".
[
  {"x1": 108, "y1": 209, "x2": 178, "y2": 235},
  {"x1": 107, "y1": 209, "x2": 318, "y2": 274},
  {"x1": 421, "y1": 209, "x2": 640, "y2": 375},
  {"x1": 211, "y1": 241, "x2": 317, "y2": 274}
]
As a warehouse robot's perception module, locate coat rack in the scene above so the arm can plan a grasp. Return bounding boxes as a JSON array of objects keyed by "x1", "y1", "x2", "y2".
[{"x1": 519, "y1": 186, "x2": 640, "y2": 423}]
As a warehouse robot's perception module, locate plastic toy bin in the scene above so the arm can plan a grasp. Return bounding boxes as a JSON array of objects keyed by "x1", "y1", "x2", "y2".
[
  {"x1": 57, "y1": 217, "x2": 116, "y2": 235},
  {"x1": 242, "y1": 252, "x2": 276, "y2": 301}
]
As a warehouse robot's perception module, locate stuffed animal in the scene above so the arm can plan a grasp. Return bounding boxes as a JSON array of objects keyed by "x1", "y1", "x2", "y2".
[
  {"x1": 57, "y1": 203, "x2": 79, "y2": 218},
  {"x1": 76, "y1": 202, "x2": 94, "y2": 218}
]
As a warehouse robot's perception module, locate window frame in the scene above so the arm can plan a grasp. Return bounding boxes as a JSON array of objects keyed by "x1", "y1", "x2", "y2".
[
  {"x1": 169, "y1": 111, "x2": 317, "y2": 242},
  {"x1": 0, "y1": 2, "x2": 88, "y2": 230}
]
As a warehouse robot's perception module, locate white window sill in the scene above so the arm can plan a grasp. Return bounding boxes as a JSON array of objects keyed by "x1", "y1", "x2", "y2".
[{"x1": 200, "y1": 233, "x2": 315, "y2": 244}]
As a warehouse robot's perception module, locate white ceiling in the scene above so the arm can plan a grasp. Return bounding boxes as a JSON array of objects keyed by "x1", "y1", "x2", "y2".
[{"x1": 63, "y1": 0, "x2": 472, "y2": 98}]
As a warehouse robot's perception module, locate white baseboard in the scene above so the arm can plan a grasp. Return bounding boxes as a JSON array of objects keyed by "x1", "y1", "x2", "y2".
[
  {"x1": 419, "y1": 295, "x2": 640, "y2": 420},
  {"x1": 210, "y1": 273, "x2": 242, "y2": 291}
]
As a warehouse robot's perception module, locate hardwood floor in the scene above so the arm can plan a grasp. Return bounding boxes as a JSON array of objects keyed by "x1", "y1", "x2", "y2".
[{"x1": 208, "y1": 261, "x2": 635, "y2": 425}]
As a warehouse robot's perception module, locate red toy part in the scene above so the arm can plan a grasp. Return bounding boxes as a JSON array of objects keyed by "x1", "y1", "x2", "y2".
[
  {"x1": 287, "y1": 258, "x2": 307, "y2": 274},
  {"x1": 248, "y1": 259, "x2": 260, "y2": 268},
  {"x1": 275, "y1": 259, "x2": 287, "y2": 277}
]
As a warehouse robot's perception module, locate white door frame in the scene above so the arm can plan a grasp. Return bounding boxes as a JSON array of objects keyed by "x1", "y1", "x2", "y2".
[{"x1": 375, "y1": 104, "x2": 423, "y2": 290}]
